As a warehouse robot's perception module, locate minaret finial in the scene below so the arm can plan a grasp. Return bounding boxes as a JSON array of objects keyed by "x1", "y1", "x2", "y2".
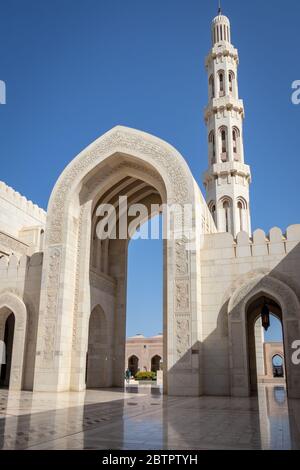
[{"x1": 218, "y1": 0, "x2": 222, "y2": 15}]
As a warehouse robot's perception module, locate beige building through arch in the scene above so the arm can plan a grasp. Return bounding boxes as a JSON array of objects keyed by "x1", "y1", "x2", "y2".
[{"x1": 125, "y1": 334, "x2": 163, "y2": 375}]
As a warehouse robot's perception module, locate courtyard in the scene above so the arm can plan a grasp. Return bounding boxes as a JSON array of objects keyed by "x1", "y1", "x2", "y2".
[{"x1": 0, "y1": 384, "x2": 299, "y2": 450}]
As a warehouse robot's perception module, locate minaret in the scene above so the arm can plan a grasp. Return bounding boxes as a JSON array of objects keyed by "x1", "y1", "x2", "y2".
[{"x1": 203, "y1": 8, "x2": 251, "y2": 237}]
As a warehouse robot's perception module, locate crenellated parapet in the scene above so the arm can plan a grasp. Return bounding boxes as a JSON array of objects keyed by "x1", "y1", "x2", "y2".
[
  {"x1": 0, "y1": 181, "x2": 46, "y2": 223},
  {"x1": 202, "y1": 225, "x2": 300, "y2": 260},
  {"x1": 0, "y1": 252, "x2": 43, "y2": 271}
]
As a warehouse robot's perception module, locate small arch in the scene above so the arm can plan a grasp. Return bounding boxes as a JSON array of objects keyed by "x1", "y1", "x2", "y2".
[
  {"x1": 219, "y1": 126, "x2": 228, "y2": 161},
  {"x1": 0, "y1": 313, "x2": 15, "y2": 388},
  {"x1": 232, "y1": 126, "x2": 241, "y2": 161},
  {"x1": 40, "y1": 229, "x2": 45, "y2": 251},
  {"x1": 128, "y1": 355, "x2": 139, "y2": 377},
  {"x1": 208, "y1": 130, "x2": 216, "y2": 164},
  {"x1": 218, "y1": 70, "x2": 225, "y2": 97},
  {"x1": 208, "y1": 201, "x2": 216, "y2": 224},
  {"x1": 237, "y1": 197, "x2": 248, "y2": 233},
  {"x1": 151, "y1": 355, "x2": 162, "y2": 373},
  {"x1": 272, "y1": 354, "x2": 284, "y2": 378},
  {"x1": 0, "y1": 293, "x2": 27, "y2": 391},
  {"x1": 228, "y1": 71, "x2": 236, "y2": 96},
  {"x1": 209, "y1": 75, "x2": 215, "y2": 99},
  {"x1": 219, "y1": 196, "x2": 233, "y2": 234}
]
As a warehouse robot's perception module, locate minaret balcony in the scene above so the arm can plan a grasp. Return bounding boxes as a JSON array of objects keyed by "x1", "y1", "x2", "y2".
[
  {"x1": 204, "y1": 96, "x2": 244, "y2": 121},
  {"x1": 205, "y1": 44, "x2": 239, "y2": 68},
  {"x1": 203, "y1": 161, "x2": 251, "y2": 185}
]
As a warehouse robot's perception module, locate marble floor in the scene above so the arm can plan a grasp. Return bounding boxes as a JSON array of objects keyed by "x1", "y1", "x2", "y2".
[{"x1": 0, "y1": 383, "x2": 299, "y2": 450}]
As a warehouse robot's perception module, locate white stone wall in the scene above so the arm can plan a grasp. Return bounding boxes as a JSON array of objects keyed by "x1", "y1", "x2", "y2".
[
  {"x1": 0, "y1": 252, "x2": 43, "y2": 390},
  {"x1": 0, "y1": 182, "x2": 46, "y2": 256},
  {"x1": 200, "y1": 225, "x2": 300, "y2": 396}
]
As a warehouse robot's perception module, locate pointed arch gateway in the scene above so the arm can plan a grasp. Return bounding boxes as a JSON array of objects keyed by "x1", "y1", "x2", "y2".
[
  {"x1": 0, "y1": 293, "x2": 27, "y2": 391},
  {"x1": 34, "y1": 126, "x2": 207, "y2": 395},
  {"x1": 227, "y1": 273, "x2": 300, "y2": 398}
]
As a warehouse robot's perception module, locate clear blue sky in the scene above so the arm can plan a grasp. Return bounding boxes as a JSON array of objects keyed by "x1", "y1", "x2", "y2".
[{"x1": 0, "y1": 0, "x2": 299, "y2": 338}]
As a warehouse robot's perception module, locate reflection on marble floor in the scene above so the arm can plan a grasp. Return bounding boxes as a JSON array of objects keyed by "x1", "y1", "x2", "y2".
[{"x1": 0, "y1": 384, "x2": 299, "y2": 450}]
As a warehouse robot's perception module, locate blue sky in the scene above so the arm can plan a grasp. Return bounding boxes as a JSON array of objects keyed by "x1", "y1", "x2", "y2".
[{"x1": 0, "y1": 0, "x2": 299, "y2": 338}]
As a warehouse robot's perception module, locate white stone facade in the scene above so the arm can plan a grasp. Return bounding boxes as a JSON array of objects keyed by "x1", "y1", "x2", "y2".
[{"x1": 0, "y1": 12, "x2": 299, "y2": 398}]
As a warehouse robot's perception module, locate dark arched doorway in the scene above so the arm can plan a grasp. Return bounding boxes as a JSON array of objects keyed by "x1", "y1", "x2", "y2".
[
  {"x1": 0, "y1": 313, "x2": 15, "y2": 388},
  {"x1": 272, "y1": 355, "x2": 284, "y2": 378},
  {"x1": 151, "y1": 355, "x2": 161, "y2": 373},
  {"x1": 128, "y1": 355, "x2": 139, "y2": 377}
]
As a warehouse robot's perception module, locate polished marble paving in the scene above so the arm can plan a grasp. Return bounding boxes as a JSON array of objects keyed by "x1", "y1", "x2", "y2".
[{"x1": 0, "y1": 383, "x2": 299, "y2": 450}]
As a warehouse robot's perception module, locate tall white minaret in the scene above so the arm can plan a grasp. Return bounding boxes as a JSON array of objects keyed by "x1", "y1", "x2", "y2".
[{"x1": 203, "y1": 7, "x2": 251, "y2": 237}]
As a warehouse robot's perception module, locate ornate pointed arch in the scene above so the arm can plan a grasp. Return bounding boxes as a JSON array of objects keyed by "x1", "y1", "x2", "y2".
[{"x1": 0, "y1": 292, "x2": 27, "y2": 390}]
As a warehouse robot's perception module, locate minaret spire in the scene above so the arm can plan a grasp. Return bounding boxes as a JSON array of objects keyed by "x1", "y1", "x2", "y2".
[
  {"x1": 203, "y1": 12, "x2": 252, "y2": 237},
  {"x1": 218, "y1": 0, "x2": 222, "y2": 15}
]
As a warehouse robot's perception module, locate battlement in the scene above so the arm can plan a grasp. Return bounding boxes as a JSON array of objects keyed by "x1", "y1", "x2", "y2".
[
  {"x1": 0, "y1": 252, "x2": 43, "y2": 271},
  {"x1": 0, "y1": 181, "x2": 46, "y2": 223},
  {"x1": 202, "y1": 225, "x2": 300, "y2": 259}
]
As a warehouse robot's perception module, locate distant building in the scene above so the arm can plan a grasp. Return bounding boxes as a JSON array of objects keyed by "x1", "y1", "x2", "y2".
[
  {"x1": 125, "y1": 334, "x2": 163, "y2": 376},
  {"x1": 260, "y1": 342, "x2": 285, "y2": 382}
]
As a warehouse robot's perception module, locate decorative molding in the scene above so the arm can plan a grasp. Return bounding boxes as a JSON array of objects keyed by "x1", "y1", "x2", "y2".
[
  {"x1": 175, "y1": 315, "x2": 191, "y2": 361},
  {"x1": 175, "y1": 238, "x2": 189, "y2": 276},
  {"x1": 175, "y1": 280, "x2": 190, "y2": 312},
  {"x1": 48, "y1": 128, "x2": 192, "y2": 245},
  {"x1": 43, "y1": 246, "x2": 61, "y2": 361},
  {"x1": 72, "y1": 207, "x2": 84, "y2": 354},
  {"x1": 0, "y1": 231, "x2": 28, "y2": 255}
]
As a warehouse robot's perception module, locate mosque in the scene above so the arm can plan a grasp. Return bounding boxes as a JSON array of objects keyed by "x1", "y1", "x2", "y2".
[{"x1": 0, "y1": 9, "x2": 299, "y2": 399}]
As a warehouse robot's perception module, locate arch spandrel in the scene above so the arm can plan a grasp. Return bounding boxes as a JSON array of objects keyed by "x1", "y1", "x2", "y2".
[{"x1": 46, "y1": 126, "x2": 197, "y2": 246}]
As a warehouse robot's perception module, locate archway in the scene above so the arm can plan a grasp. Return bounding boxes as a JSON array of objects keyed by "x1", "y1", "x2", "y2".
[
  {"x1": 0, "y1": 313, "x2": 15, "y2": 388},
  {"x1": 151, "y1": 355, "x2": 162, "y2": 373},
  {"x1": 34, "y1": 126, "x2": 209, "y2": 395},
  {"x1": 246, "y1": 297, "x2": 286, "y2": 394},
  {"x1": 86, "y1": 305, "x2": 108, "y2": 388},
  {"x1": 128, "y1": 355, "x2": 139, "y2": 376},
  {"x1": 228, "y1": 273, "x2": 300, "y2": 398},
  {"x1": 0, "y1": 293, "x2": 27, "y2": 391}
]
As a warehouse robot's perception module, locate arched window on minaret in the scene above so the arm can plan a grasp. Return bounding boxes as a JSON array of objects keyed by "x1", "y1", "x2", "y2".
[
  {"x1": 232, "y1": 127, "x2": 240, "y2": 161},
  {"x1": 209, "y1": 130, "x2": 216, "y2": 164},
  {"x1": 218, "y1": 71, "x2": 225, "y2": 97},
  {"x1": 228, "y1": 71, "x2": 234, "y2": 95},
  {"x1": 221, "y1": 198, "x2": 232, "y2": 233},
  {"x1": 237, "y1": 198, "x2": 248, "y2": 233},
  {"x1": 208, "y1": 201, "x2": 216, "y2": 224},
  {"x1": 209, "y1": 75, "x2": 215, "y2": 99},
  {"x1": 219, "y1": 126, "x2": 228, "y2": 162}
]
